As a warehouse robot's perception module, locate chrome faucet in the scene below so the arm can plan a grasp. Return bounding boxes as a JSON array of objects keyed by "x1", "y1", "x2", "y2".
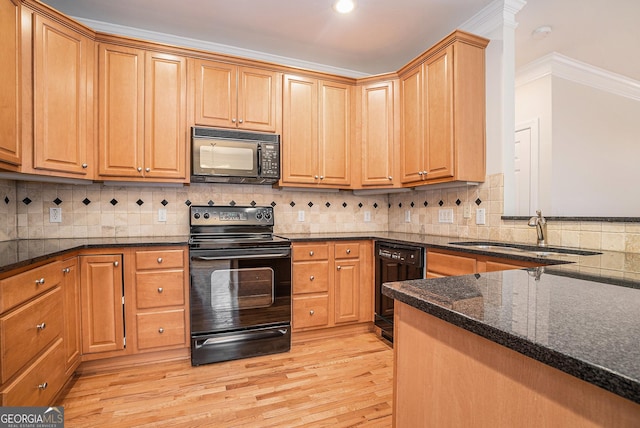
[{"x1": 528, "y1": 210, "x2": 548, "y2": 247}]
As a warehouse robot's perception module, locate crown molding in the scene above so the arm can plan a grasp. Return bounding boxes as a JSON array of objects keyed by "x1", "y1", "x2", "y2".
[
  {"x1": 516, "y1": 52, "x2": 640, "y2": 101},
  {"x1": 460, "y1": 0, "x2": 527, "y2": 38},
  {"x1": 73, "y1": 17, "x2": 370, "y2": 78}
]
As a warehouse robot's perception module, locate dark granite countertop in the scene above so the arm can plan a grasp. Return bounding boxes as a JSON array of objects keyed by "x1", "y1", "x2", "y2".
[{"x1": 0, "y1": 237, "x2": 189, "y2": 275}]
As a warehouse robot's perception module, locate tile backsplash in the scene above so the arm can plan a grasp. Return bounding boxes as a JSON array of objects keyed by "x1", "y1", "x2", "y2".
[{"x1": 1, "y1": 175, "x2": 639, "y2": 255}]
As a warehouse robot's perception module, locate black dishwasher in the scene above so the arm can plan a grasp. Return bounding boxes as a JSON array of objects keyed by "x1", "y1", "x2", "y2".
[{"x1": 375, "y1": 242, "x2": 424, "y2": 343}]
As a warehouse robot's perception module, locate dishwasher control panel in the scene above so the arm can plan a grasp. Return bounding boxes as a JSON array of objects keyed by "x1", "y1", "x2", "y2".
[{"x1": 377, "y1": 245, "x2": 423, "y2": 267}]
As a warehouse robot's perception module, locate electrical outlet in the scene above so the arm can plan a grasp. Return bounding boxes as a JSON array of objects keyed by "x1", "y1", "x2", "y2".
[
  {"x1": 297, "y1": 210, "x2": 305, "y2": 222},
  {"x1": 438, "y1": 209, "x2": 453, "y2": 223},
  {"x1": 49, "y1": 207, "x2": 62, "y2": 223},
  {"x1": 476, "y1": 208, "x2": 486, "y2": 225},
  {"x1": 158, "y1": 208, "x2": 167, "y2": 222},
  {"x1": 404, "y1": 210, "x2": 411, "y2": 223},
  {"x1": 463, "y1": 204, "x2": 471, "y2": 219},
  {"x1": 364, "y1": 211, "x2": 371, "y2": 222}
]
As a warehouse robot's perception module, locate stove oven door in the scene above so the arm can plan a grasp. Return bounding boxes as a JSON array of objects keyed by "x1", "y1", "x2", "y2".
[{"x1": 189, "y1": 246, "x2": 291, "y2": 365}]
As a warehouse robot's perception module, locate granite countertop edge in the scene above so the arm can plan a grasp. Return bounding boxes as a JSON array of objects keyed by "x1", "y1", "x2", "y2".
[{"x1": 383, "y1": 279, "x2": 640, "y2": 405}]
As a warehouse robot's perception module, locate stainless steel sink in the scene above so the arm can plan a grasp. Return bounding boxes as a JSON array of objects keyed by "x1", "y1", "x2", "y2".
[{"x1": 448, "y1": 241, "x2": 601, "y2": 257}]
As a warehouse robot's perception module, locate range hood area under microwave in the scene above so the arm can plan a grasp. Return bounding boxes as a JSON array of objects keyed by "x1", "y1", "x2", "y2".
[{"x1": 191, "y1": 127, "x2": 281, "y2": 185}]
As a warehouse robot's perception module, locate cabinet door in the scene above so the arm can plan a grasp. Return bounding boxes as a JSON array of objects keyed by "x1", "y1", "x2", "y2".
[
  {"x1": 238, "y1": 66, "x2": 278, "y2": 132},
  {"x1": 0, "y1": 0, "x2": 21, "y2": 167},
  {"x1": 62, "y1": 257, "x2": 81, "y2": 376},
  {"x1": 319, "y1": 81, "x2": 351, "y2": 186},
  {"x1": 282, "y1": 74, "x2": 318, "y2": 184},
  {"x1": 424, "y1": 46, "x2": 454, "y2": 180},
  {"x1": 144, "y1": 51, "x2": 187, "y2": 179},
  {"x1": 98, "y1": 44, "x2": 145, "y2": 178},
  {"x1": 334, "y1": 258, "x2": 360, "y2": 324},
  {"x1": 80, "y1": 254, "x2": 125, "y2": 354},
  {"x1": 192, "y1": 59, "x2": 236, "y2": 128},
  {"x1": 361, "y1": 81, "x2": 396, "y2": 187},
  {"x1": 33, "y1": 14, "x2": 92, "y2": 176},
  {"x1": 400, "y1": 65, "x2": 426, "y2": 184}
]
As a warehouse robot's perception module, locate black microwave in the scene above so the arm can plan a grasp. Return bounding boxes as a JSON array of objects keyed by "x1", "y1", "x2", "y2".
[{"x1": 191, "y1": 127, "x2": 280, "y2": 184}]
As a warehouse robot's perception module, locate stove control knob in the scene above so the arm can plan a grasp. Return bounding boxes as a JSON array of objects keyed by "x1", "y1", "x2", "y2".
[
  {"x1": 256, "y1": 212, "x2": 263, "y2": 220},
  {"x1": 194, "y1": 213, "x2": 201, "y2": 219},
  {"x1": 264, "y1": 212, "x2": 272, "y2": 220},
  {"x1": 203, "y1": 213, "x2": 210, "y2": 219}
]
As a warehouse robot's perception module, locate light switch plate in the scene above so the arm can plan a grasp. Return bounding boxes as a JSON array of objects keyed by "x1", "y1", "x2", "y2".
[
  {"x1": 297, "y1": 210, "x2": 305, "y2": 222},
  {"x1": 364, "y1": 211, "x2": 371, "y2": 222},
  {"x1": 463, "y1": 204, "x2": 471, "y2": 218},
  {"x1": 438, "y1": 209, "x2": 453, "y2": 223},
  {"x1": 158, "y1": 208, "x2": 167, "y2": 222},
  {"x1": 476, "y1": 208, "x2": 486, "y2": 225},
  {"x1": 405, "y1": 210, "x2": 411, "y2": 222}
]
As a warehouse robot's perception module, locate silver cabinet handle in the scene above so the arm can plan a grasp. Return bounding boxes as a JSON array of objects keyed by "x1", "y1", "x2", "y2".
[
  {"x1": 314, "y1": 175, "x2": 319, "y2": 179},
  {"x1": 36, "y1": 322, "x2": 46, "y2": 331},
  {"x1": 337, "y1": 266, "x2": 342, "y2": 271},
  {"x1": 157, "y1": 257, "x2": 163, "y2": 264},
  {"x1": 145, "y1": 167, "x2": 150, "y2": 172},
  {"x1": 309, "y1": 251, "x2": 314, "y2": 256},
  {"x1": 422, "y1": 170, "x2": 428, "y2": 176},
  {"x1": 114, "y1": 261, "x2": 119, "y2": 267},
  {"x1": 232, "y1": 118, "x2": 237, "y2": 123},
  {"x1": 82, "y1": 163, "x2": 88, "y2": 169},
  {"x1": 137, "y1": 167, "x2": 142, "y2": 172},
  {"x1": 418, "y1": 171, "x2": 423, "y2": 176},
  {"x1": 158, "y1": 327, "x2": 164, "y2": 334},
  {"x1": 346, "y1": 249, "x2": 351, "y2": 254},
  {"x1": 157, "y1": 287, "x2": 164, "y2": 293},
  {"x1": 309, "y1": 310, "x2": 314, "y2": 316},
  {"x1": 62, "y1": 268, "x2": 70, "y2": 274},
  {"x1": 238, "y1": 119, "x2": 243, "y2": 123},
  {"x1": 38, "y1": 382, "x2": 48, "y2": 390},
  {"x1": 320, "y1": 176, "x2": 324, "y2": 180},
  {"x1": 35, "y1": 278, "x2": 45, "y2": 285},
  {"x1": 388, "y1": 176, "x2": 393, "y2": 180},
  {"x1": 309, "y1": 275, "x2": 314, "y2": 281}
]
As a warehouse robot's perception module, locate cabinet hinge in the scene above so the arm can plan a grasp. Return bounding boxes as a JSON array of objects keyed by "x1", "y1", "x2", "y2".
[
  {"x1": 123, "y1": 336, "x2": 126, "y2": 347},
  {"x1": 122, "y1": 296, "x2": 125, "y2": 305}
]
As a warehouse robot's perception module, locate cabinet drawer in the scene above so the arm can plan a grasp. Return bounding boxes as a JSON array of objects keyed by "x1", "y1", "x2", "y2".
[
  {"x1": 293, "y1": 261, "x2": 329, "y2": 294},
  {"x1": 0, "y1": 261, "x2": 62, "y2": 313},
  {"x1": 292, "y1": 244, "x2": 329, "y2": 261},
  {"x1": 136, "y1": 309, "x2": 186, "y2": 350},
  {"x1": 334, "y1": 242, "x2": 360, "y2": 259},
  {"x1": 427, "y1": 251, "x2": 476, "y2": 276},
  {"x1": 136, "y1": 249, "x2": 185, "y2": 270},
  {"x1": 0, "y1": 338, "x2": 65, "y2": 407},
  {"x1": 136, "y1": 270, "x2": 185, "y2": 309},
  {"x1": 1, "y1": 287, "x2": 63, "y2": 384},
  {"x1": 293, "y1": 295, "x2": 329, "y2": 329}
]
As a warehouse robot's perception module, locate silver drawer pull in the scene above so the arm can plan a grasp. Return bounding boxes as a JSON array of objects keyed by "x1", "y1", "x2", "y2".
[
  {"x1": 36, "y1": 322, "x2": 46, "y2": 331},
  {"x1": 62, "y1": 268, "x2": 70, "y2": 274},
  {"x1": 157, "y1": 257, "x2": 163, "y2": 264},
  {"x1": 309, "y1": 310, "x2": 314, "y2": 316},
  {"x1": 158, "y1": 328, "x2": 164, "y2": 334},
  {"x1": 309, "y1": 275, "x2": 314, "y2": 281},
  {"x1": 35, "y1": 278, "x2": 45, "y2": 285},
  {"x1": 309, "y1": 251, "x2": 314, "y2": 256},
  {"x1": 157, "y1": 287, "x2": 164, "y2": 293},
  {"x1": 38, "y1": 382, "x2": 48, "y2": 390},
  {"x1": 114, "y1": 261, "x2": 119, "y2": 267},
  {"x1": 337, "y1": 266, "x2": 342, "y2": 271},
  {"x1": 82, "y1": 163, "x2": 88, "y2": 169},
  {"x1": 346, "y1": 249, "x2": 351, "y2": 254}
]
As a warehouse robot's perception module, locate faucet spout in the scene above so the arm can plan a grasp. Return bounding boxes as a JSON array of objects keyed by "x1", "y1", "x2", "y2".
[{"x1": 528, "y1": 210, "x2": 547, "y2": 247}]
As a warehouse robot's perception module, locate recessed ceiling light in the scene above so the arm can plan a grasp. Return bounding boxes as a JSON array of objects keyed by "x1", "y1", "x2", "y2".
[{"x1": 333, "y1": 0, "x2": 356, "y2": 14}]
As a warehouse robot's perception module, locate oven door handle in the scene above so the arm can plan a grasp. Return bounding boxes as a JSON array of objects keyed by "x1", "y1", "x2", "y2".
[
  {"x1": 195, "y1": 328, "x2": 289, "y2": 348},
  {"x1": 192, "y1": 253, "x2": 290, "y2": 261}
]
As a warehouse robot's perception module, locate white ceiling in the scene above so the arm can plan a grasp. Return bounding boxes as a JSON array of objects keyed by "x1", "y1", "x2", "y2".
[{"x1": 40, "y1": 0, "x2": 640, "y2": 81}]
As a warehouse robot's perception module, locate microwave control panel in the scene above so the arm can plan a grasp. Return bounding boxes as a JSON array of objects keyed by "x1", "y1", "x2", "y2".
[{"x1": 259, "y1": 142, "x2": 280, "y2": 178}]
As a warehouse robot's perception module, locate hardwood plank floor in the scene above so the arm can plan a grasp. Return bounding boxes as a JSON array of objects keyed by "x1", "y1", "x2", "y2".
[{"x1": 56, "y1": 333, "x2": 394, "y2": 427}]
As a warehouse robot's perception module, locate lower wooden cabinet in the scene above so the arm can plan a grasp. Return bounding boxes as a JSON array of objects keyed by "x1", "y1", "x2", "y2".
[
  {"x1": 62, "y1": 257, "x2": 81, "y2": 377},
  {"x1": 427, "y1": 248, "x2": 546, "y2": 277},
  {"x1": 292, "y1": 240, "x2": 373, "y2": 332}
]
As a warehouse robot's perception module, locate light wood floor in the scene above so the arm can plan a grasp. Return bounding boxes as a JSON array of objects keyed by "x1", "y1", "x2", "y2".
[{"x1": 56, "y1": 333, "x2": 394, "y2": 427}]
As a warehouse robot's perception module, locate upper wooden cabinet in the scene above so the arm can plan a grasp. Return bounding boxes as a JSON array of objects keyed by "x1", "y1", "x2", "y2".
[
  {"x1": 0, "y1": 0, "x2": 22, "y2": 168},
  {"x1": 281, "y1": 75, "x2": 353, "y2": 187},
  {"x1": 400, "y1": 32, "x2": 488, "y2": 186},
  {"x1": 190, "y1": 59, "x2": 279, "y2": 132},
  {"x1": 98, "y1": 44, "x2": 187, "y2": 182},
  {"x1": 358, "y1": 80, "x2": 400, "y2": 188}
]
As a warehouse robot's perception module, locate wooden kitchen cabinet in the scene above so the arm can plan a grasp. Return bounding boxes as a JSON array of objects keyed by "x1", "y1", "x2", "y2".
[
  {"x1": 0, "y1": 259, "x2": 67, "y2": 406},
  {"x1": 131, "y1": 248, "x2": 189, "y2": 352},
  {"x1": 190, "y1": 59, "x2": 279, "y2": 132},
  {"x1": 98, "y1": 43, "x2": 187, "y2": 182},
  {"x1": 281, "y1": 75, "x2": 353, "y2": 187},
  {"x1": 33, "y1": 12, "x2": 94, "y2": 177},
  {"x1": 0, "y1": 0, "x2": 22, "y2": 168},
  {"x1": 400, "y1": 32, "x2": 488, "y2": 186},
  {"x1": 80, "y1": 254, "x2": 125, "y2": 355},
  {"x1": 61, "y1": 257, "x2": 81, "y2": 377},
  {"x1": 427, "y1": 248, "x2": 546, "y2": 277},
  {"x1": 358, "y1": 79, "x2": 401, "y2": 188},
  {"x1": 292, "y1": 241, "x2": 373, "y2": 333}
]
